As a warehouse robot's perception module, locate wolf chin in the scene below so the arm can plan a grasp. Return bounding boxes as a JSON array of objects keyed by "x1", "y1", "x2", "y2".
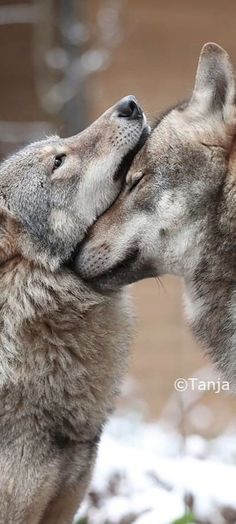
[
  {"x1": 0, "y1": 95, "x2": 148, "y2": 523},
  {"x1": 77, "y1": 44, "x2": 236, "y2": 388}
]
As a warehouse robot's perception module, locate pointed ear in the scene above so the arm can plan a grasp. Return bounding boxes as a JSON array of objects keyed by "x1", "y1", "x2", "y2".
[{"x1": 190, "y1": 43, "x2": 235, "y2": 123}]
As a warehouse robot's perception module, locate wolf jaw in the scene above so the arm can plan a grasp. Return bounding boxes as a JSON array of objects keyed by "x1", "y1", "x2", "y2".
[{"x1": 75, "y1": 44, "x2": 236, "y2": 385}]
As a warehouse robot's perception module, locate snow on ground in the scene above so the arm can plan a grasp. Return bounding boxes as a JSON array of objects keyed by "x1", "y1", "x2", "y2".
[{"x1": 74, "y1": 416, "x2": 236, "y2": 524}]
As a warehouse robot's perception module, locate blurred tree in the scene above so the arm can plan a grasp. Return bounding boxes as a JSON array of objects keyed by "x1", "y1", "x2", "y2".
[
  {"x1": 0, "y1": 0, "x2": 125, "y2": 156},
  {"x1": 34, "y1": 0, "x2": 88, "y2": 135}
]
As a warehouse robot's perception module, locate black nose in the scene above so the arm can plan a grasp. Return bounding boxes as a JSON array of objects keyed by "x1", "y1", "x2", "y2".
[{"x1": 117, "y1": 96, "x2": 142, "y2": 119}]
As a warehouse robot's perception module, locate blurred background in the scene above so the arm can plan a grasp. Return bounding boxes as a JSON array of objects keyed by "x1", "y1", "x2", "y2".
[{"x1": 2, "y1": 1, "x2": 236, "y2": 523}]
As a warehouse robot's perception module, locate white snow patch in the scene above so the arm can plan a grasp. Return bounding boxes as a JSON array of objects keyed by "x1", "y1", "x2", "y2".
[{"x1": 74, "y1": 417, "x2": 236, "y2": 524}]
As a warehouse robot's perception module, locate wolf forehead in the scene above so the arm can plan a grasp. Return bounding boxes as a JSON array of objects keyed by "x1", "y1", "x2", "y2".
[
  {"x1": 4, "y1": 136, "x2": 71, "y2": 164},
  {"x1": 128, "y1": 108, "x2": 230, "y2": 208},
  {"x1": 3, "y1": 132, "x2": 102, "y2": 164},
  {"x1": 148, "y1": 97, "x2": 233, "y2": 161},
  {"x1": 152, "y1": 95, "x2": 235, "y2": 142},
  {"x1": 0, "y1": 135, "x2": 88, "y2": 199},
  {"x1": 152, "y1": 100, "x2": 189, "y2": 131},
  {"x1": 0, "y1": 137, "x2": 58, "y2": 179},
  {"x1": 0, "y1": 137, "x2": 62, "y2": 203}
]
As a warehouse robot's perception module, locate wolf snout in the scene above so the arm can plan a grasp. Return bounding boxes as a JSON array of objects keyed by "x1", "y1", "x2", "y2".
[
  {"x1": 75, "y1": 242, "x2": 111, "y2": 280},
  {"x1": 116, "y1": 95, "x2": 143, "y2": 120}
]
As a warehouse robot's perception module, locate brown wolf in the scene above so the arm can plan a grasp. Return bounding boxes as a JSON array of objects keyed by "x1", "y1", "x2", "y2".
[
  {"x1": 76, "y1": 44, "x2": 236, "y2": 387},
  {"x1": 0, "y1": 96, "x2": 148, "y2": 523}
]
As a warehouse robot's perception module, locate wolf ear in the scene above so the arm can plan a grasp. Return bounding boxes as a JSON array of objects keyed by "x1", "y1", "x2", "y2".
[{"x1": 190, "y1": 43, "x2": 235, "y2": 123}]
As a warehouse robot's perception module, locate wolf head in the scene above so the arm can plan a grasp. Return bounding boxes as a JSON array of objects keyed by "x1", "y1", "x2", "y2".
[
  {"x1": 76, "y1": 44, "x2": 236, "y2": 289},
  {"x1": 0, "y1": 96, "x2": 148, "y2": 270}
]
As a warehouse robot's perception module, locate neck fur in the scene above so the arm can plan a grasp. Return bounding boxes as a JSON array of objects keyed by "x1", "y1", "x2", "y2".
[{"x1": 184, "y1": 222, "x2": 236, "y2": 386}]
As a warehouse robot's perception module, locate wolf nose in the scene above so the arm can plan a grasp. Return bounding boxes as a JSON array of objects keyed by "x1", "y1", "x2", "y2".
[{"x1": 117, "y1": 96, "x2": 142, "y2": 119}]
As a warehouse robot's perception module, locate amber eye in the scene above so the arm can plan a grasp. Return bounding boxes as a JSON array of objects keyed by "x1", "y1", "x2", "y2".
[{"x1": 52, "y1": 154, "x2": 66, "y2": 172}]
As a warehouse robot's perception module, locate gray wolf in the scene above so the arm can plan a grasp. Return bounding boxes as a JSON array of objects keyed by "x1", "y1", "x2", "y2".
[
  {"x1": 0, "y1": 96, "x2": 148, "y2": 523},
  {"x1": 76, "y1": 44, "x2": 236, "y2": 386}
]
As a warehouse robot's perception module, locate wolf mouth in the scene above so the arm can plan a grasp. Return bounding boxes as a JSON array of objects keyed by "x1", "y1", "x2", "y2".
[
  {"x1": 113, "y1": 125, "x2": 150, "y2": 182},
  {"x1": 87, "y1": 246, "x2": 141, "y2": 287},
  {"x1": 81, "y1": 246, "x2": 155, "y2": 292}
]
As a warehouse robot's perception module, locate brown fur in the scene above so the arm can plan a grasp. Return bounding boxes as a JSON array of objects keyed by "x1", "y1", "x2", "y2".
[{"x1": 0, "y1": 261, "x2": 131, "y2": 523}]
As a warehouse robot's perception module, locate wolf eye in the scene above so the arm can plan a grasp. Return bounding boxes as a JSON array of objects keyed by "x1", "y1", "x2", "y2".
[
  {"x1": 53, "y1": 154, "x2": 66, "y2": 172},
  {"x1": 128, "y1": 172, "x2": 145, "y2": 192}
]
